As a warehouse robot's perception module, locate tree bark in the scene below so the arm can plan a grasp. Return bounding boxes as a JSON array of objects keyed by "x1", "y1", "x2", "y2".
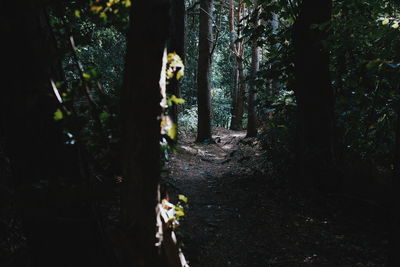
[
  {"x1": 246, "y1": 2, "x2": 260, "y2": 138},
  {"x1": 270, "y1": 13, "x2": 281, "y2": 92},
  {"x1": 293, "y1": 0, "x2": 336, "y2": 191},
  {"x1": 230, "y1": 2, "x2": 246, "y2": 131},
  {"x1": 388, "y1": 98, "x2": 400, "y2": 266},
  {"x1": 167, "y1": 0, "x2": 185, "y2": 125},
  {"x1": 121, "y1": 0, "x2": 169, "y2": 266},
  {"x1": 196, "y1": 0, "x2": 213, "y2": 142}
]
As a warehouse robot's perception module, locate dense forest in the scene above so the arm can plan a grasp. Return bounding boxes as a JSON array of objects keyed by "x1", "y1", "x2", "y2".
[{"x1": 0, "y1": 0, "x2": 399, "y2": 266}]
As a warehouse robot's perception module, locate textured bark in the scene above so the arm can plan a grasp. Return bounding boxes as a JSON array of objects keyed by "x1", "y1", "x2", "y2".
[
  {"x1": 293, "y1": 0, "x2": 336, "y2": 191},
  {"x1": 196, "y1": 0, "x2": 213, "y2": 142},
  {"x1": 246, "y1": 2, "x2": 260, "y2": 138},
  {"x1": 121, "y1": 1, "x2": 169, "y2": 266}
]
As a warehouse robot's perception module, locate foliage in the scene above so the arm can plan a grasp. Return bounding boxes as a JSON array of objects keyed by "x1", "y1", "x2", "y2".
[
  {"x1": 160, "y1": 195, "x2": 188, "y2": 229},
  {"x1": 47, "y1": 1, "x2": 128, "y2": 177},
  {"x1": 239, "y1": 0, "x2": 400, "y2": 176}
]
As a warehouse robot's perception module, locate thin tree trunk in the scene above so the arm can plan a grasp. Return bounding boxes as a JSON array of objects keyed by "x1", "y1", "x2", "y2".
[
  {"x1": 246, "y1": 1, "x2": 260, "y2": 137},
  {"x1": 270, "y1": 13, "x2": 281, "y2": 92},
  {"x1": 230, "y1": 2, "x2": 246, "y2": 130},
  {"x1": 293, "y1": 0, "x2": 336, "y2": 191},
  {"x1": 196, "y1": 0, "x2": 213, "y2": 142},
  {"x1": 121, "y1": 0, "x2": 169, "y2": 266},
  {"x1": 228, "y1": 0, "x2": 238, "y2": 129}
]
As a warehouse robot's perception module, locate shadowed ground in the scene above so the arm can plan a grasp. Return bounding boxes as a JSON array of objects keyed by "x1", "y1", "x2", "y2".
[{"x1": 166, "y1": 128, "x2": 388, "y2": 267}]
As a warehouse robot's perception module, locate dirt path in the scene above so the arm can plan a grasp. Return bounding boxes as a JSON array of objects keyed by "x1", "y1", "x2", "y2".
[{"x1": 166, "y1": 129, "x2": 388, "y2": 267}]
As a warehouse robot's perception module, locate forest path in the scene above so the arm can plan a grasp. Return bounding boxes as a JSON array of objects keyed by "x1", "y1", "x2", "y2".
[{"x1": 166, "y1": 128, "x2": 387, "y2": 267}]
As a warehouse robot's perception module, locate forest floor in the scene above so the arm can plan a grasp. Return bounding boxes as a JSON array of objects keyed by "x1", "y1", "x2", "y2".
[{"x1": 166, "y1": 128, "x2": 389, "y2": 267}]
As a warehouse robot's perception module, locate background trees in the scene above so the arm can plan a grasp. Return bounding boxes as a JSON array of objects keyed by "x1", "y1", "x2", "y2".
[
  {"x1": 196, "y1": 0, "x2": 214, "y2": 142},
  {"x1": 1, "y1": 0, "x2": 400, "y2": 265}
]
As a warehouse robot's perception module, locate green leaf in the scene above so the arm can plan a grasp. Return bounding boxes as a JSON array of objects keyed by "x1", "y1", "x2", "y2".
[
  {"x1": 178, "y1": 194, "x2": 188, "y2": 203},
  {"x1": 168, "y1": 95, "x2": 185, "y2": 106},
  {"x1": 99, "y1": 111, "x2": 110, "y2": 121},
  {"x1": 166, "y1": 123, "x2": 177, "y2": 140},
  {"x1": 54, "y1": 109, "x2": 63, "y2": 121},
  {"x1": 82, "y1": 73, "x2": 91, "y2": 80},
  {"x1": 177, "y1": 69, "x2": 184, "y2": 80}
]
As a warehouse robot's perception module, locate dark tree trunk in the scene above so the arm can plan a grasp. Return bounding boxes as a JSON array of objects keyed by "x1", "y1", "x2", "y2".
[
  {"x1": 293, "y1": 0, "x2": 336, "y2": 191},
  {"x1": 121, "y1": 0, "x2": 169, "y2": 266},
  {"x1": 167, "y1": 0, "x2": 185, "y2": 125},
  {"x1": 247, "y1": 44, "x2": 259, "y2": 137},
  {"x1": 388, "y1": 102, "x2": 400, "y2": 266},
  {"x1": 246, "y1": 2, "x2": 260, "y2": 138},
  {"x1": 196, "y1": 0, "x2": 213, "y2": 142},
  {"x1": 0, "y1": 2, "x2": 64, "y2": 187},
  {"x1": 0, "y1": 3, "x2": 112, "y2": 267}
]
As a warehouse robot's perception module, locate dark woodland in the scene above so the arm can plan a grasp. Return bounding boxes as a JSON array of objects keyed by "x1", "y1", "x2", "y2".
[{"x1": 0, "y1": 0, "x2": 399, "y2": 266}]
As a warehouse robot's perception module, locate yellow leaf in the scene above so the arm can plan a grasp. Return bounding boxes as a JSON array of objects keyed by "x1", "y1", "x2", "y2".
[
  {"x1": 74, "y1": 10, "x2": 81, "y2": 18},
  {"x1": 54, "y1": 109, "x2": 63, "y2": 121},
  {"x1": 91, "y1": 5, "x2": 103, "y2": 13},
  {"x1": 178, "y1": 194, "x2": 188, "y2": 203},
  {"x1": 166, "y1": 69, "x2": 174, "y2": 78},
  {"x1": 166, "y1": 123, "x2": 177, "y2": 140},
  {"x1": 171, "y1": 95, "x2": 185, "y2": 105},
  {"x1": 177, "y1": 69, "x2": 184, "y2": 80},
  {"x1": 82, "y1": 73, "x2": 91, "y2": 79},
  {"x1": 124, "y1": 0, "x2": 131, "y2": 7},
  {"x1": 382, "y1": 18, "x2": 389, "y2": 25},
  {"x1": 392, "y1": 22, "x2": 399, "y2": 29},
  {"x1": 175, "y1": 210, "x2": 185, "y2": 217}
]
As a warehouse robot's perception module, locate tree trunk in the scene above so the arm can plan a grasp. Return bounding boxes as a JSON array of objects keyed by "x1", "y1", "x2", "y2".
[
  {"x1": 0, "y1": 2, "x2": 64, "y2": 187},
  {"x1": 270, "y1": 13, "x2": 281, "y2": 92},
  {"x1": 228, "y1": 0, "x2": 238, "y2": 130},
  {"x1": 0, "y1": 3, "x2": 112, "y2": 267},
  {"x1": 230, "y1": 2, "x2": 246, "y2": 131},
  {"x1": 293, "y1": 0, "x2": 336, "y2": 191},
  {"x1": 196, "y1": 0, "x2": 213, "y2": 142},
  {"x1": 388, "y1": 100, "x2": 400, "y2": 266},
  {"x1": 121, "y1": 0, "x2": 169, "y2": 266},
  {"x1": 246, "y1": 2, "x2": 260, "y2": 138},
  {"x1": 167, "y1": 0, "x2": 185, "y2": 125}
]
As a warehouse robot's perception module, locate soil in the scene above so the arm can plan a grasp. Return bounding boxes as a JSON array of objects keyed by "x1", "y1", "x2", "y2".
[{"x1": 165, "y1": 128, "x2": 389, "y2": 267}]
